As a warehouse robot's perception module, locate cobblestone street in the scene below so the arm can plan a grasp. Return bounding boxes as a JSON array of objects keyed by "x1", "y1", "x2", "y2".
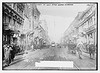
[{"x1": 3, "y1": 47, "x2": 96, "y2": 70}]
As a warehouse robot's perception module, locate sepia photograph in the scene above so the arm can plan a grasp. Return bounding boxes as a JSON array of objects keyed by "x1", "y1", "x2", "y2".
[{"x1": 2, "y1": 2, "x2": 98, "y2": 70}]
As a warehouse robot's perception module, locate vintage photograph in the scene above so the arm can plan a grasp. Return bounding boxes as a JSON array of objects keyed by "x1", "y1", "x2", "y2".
[{"x1": 2, "y1": 2, "x2": 98, "y2": 70}]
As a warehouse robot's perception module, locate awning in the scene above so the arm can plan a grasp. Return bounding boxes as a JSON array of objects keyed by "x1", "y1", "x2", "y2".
[
  {"x1": 85, "y1": 25, "x2": 96, "y2": 34},
  {"x1": 3, "y1": 29, "x2": 14, "y2": 35}
]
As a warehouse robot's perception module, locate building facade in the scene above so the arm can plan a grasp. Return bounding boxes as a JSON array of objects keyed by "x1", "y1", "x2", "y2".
[
  {"x1": 2, "y1": 3, "x2": 41, "y2": 50},
  {"x1": 76, "y1": 4, "x2": 97, "y2": 45},
  {"x1": 2, "y1": 3, "x2": 24, "y2": 45},
  {"x1": 62, "y1": 4, "x2": 97, "y2": 49},
  {"x1": 23, "y1": 3, "x2": 41, "y2": 50}
]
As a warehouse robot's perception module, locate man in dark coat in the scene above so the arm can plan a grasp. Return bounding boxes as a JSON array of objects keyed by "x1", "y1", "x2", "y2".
[
  {"x1": 10, "y1": 43, "x2": 16, "y2": 61},
  {"x1": 89, "y1": 43, "x2": 95, "y2": 59},
  {"x1": 88, "y1": 37, "x2": 95, "y2": 59}
]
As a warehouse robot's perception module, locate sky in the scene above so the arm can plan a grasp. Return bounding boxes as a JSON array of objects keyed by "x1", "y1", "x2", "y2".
[{"x1": 37, "y1": 4, "x2": 89, "y2": 43}]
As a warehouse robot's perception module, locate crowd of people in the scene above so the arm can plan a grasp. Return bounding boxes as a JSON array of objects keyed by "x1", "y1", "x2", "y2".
[{"x1": 3, "y1": 42, "x2": 20, "y2": 66}]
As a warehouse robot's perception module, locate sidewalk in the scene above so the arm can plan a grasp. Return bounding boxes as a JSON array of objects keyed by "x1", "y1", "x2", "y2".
[
  {"x1": 63, "y1": 47, "x2": 96, "y2": 59},
  {"x1": 3, "y1": 53, "x2": 23, "y2": 67},
  {"x1": 63, "y1": 47, "x2": 96, "y2": 69},
  {"x1": 3, "y1": 49, "x2": 40, "y2": 68},
  {"x1": 82, "y1": 51, "x2": 96, "y2": 59}
]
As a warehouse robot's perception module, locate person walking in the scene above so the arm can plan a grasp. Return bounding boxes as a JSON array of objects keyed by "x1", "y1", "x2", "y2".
[
  {"x1": 76, "y1": 37, "x2": 83, "y2": 59},
  {"x1": 4, "y1": 44, "x2": 12, "y2": 66},
  {"x1": 88, "y1": 37, "x2": 95, "y2": 59},
  {"x1": 10, "y1": 43, "x2": 17, "y2": 61}
]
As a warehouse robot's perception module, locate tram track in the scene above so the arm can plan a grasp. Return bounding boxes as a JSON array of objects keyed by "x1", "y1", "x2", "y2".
[{"x1": 63, "y1": 47, "x2": 80, "y2": 70}]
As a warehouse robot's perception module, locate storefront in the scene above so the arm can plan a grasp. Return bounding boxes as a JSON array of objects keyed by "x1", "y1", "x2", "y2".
[
  {"x1": 3, "y1": 3, "x2": 24, "y2": 45},
  {"x1": 85, "y1": 25, "x2": 96, "y2": 45}
]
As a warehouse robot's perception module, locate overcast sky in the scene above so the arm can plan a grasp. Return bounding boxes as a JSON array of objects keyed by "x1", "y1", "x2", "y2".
[{"x1": 37, "y1": 4, "x2": 89, "y2": 43}]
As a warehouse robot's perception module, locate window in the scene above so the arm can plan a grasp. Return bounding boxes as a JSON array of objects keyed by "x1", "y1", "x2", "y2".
[
  {"x1": 88, "y1": 18, "x2": 91, "y2": 27},
  {"x1": 6, "y1": 16, "x2": 9, "y2": 24},
  {"x1": 9, "y1": 17, "x2": 12, "y2": 24},
  {"x1": 13, "y1": 3, "x2": 15, "y2": 8},
  {"x1": 17, "y1": 5, "x2": 19, "y2": 13},
  {"x1": 92, "y1": 15, "x2": 95, "y2": 25},
  {"x1": 3, "y1": 14, "x2": 6, "y2": 23},
  {"x1": 13, "y1": 3, "x2": 17, "y2": 11},
  {"x1": 13, "y1": 19, "x2": 15, "y2": 25}
]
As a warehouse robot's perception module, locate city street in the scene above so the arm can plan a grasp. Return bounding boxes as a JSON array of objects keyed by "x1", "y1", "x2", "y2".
[
  {"x1": 2, "y1": 3, "x2": 97, "y2": 70},
  {"x1": 3, "y1": 46, "x2": 96, "y2": 70}
]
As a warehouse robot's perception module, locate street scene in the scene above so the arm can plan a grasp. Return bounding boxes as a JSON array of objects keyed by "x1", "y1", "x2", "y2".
[{"x1": 2, "y1": 2, "x2": 97, "y2": 70}]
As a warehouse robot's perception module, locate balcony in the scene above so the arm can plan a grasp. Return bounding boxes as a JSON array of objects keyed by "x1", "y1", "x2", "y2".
[{"x1": 84, "y1": 24, "x2": 96, "y2": 34}]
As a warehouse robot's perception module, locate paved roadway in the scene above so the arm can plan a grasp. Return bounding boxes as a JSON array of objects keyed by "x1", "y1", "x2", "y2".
[{"x1": 3, "y1": 46, "x2": 96, "y2": 70}]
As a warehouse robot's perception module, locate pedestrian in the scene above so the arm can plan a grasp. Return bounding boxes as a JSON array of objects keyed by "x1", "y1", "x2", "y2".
[
  {"x1": 76, "y1": 44, "x2": 83, "y2": 59},
  {"x1": 88, "y1": 39, "x2": 95, "y2": 59},
  {"x1": 3, "y1": 44, "x2": 7, "y2": 61},
  {"x1": 76, "y1": 37, "x2": 83, "y2": 59},
  {"x1": 4, "y1": 44, "x2": 12, "y2": 66},
  {"x1": 3, "y1": 43, "x2": 6, "y2": 61},
  {"x1": 10, "y1": 43, "x2": 17, "y2": 61}
]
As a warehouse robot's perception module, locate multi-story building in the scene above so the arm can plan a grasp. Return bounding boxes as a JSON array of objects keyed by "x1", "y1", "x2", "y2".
[
  {"x1": 62, "y1": 4, "x2": 97, "y2": 49},
  {"x1": 19, "y1": 3, "x2": 33, "y2": 50},
  {"x1": 2, "y1": 3, "x2": 24, "y2": 45},
  {"x1": 39, "y1": 20, "x2": 50, "y2": 44},
  {"x1": 2, "y1": 3, "x2": 41, "y2": 50},
  {"x1": 36, "y1": 24, "x2": 50, "y2": 48},
  {"x1": 24, "y1": 3, "x2": 41, "y2": 49},
  {"x1": 62, "y1": 12, "x2": 81, "y2": 45},
  {"x1": 76, "y1": 4, "x2": 97, "y2": 45},
  {"x1": 39, "y1": 20, "x2": 48, "y2": 32}
]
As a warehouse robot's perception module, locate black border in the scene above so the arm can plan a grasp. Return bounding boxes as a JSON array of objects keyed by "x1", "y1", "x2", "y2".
[{"x1": 2, "y1": 2, "x2": 98, "y2": 71}]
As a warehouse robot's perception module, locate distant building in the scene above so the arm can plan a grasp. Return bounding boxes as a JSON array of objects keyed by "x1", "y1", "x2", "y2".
[
  {"x1": 39, "y1": 20, "x2": 48, "y2": 32},
  {"x1": 62, "y1": 11, "x2": 82, "y2": 44},
  {"x1": 39, "y1": 20, "x2": 50, "y2": 45}
]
